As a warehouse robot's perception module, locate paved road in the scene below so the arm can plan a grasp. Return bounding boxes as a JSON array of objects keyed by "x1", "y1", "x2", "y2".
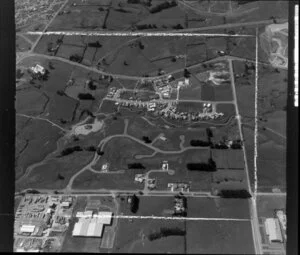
[{"x1": 228, "y1": 58, "x2": 263, "y2": 255}]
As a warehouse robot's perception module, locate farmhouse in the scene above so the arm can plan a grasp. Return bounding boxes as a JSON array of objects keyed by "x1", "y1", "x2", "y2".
[{"x1": 30, "y1": 64, "x2": 46, "y2": 75}]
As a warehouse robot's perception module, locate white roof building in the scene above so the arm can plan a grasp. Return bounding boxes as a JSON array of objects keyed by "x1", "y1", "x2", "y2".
[
  {"x1": 72, "y1": 211, "x2": 112, "y2": 237},
  {"x1": 95, "y1": 212, "x2": 113, "y2": 225},
  {"x1": 61, "y1": 201, "x2": 70, "y2": 208},
  {"x1": 31, "y1": 64, "x2": 45, "y2": 75},
  {"x1": 265, "y1": 218, "x2": 283, "y2": 243},
  {"x1": 20, "y1": 225, "x2": 35, "y2": 233}
]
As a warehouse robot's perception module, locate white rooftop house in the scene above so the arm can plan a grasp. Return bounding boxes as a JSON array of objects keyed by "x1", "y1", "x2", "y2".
[
  {"x1": 264, "y1": 218, "x2": 283, "y2": 243},
  {"x1": 184, "y1": 78, "x2": 189, "y2": 86},
  {"x1": 178, "y1": 81, "x2": 184, "y2": 87},
  {"x1": 162, "y1": 161, "x2": 169, "y2": 171},
  {"x1": 30, "y1": 64, "x2": 45, "y2": 75},
  {"x1": 102, "y1": 163, "x2": 109, "y2": 172}
]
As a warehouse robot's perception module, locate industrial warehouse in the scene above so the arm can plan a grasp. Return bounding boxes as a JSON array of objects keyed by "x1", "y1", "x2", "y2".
[{"x1": 72, "y1": 211, "x2": 113, "y2": 238}]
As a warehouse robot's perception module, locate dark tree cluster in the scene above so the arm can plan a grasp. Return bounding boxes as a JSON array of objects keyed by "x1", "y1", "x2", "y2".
[
  {"x1": 57, "y1": 173, "x2": 65, "y2": 180},
  {"x1": 96, "y1": 148, "x2": 104, "y2": 155},
  {"x1": 114, "y1": 8, "x2": 131, "y2": 13},
  {"x1": 142, "y1": 136, "x2": 152, "y2": 143},
  {"x1": 172, "y1": 24, "x2": 184, "y2": 30},
  {"x1": 87, "y1": 80, "x2": 97, "y2": 90},
  {"x1": 26, "y1": 189, "x2": 40, "y2": 194},
  {"x1": 60, "y1": 146, "x2": 83, "y2": 156},
  {"x1": 128, "y1": 0, "x2": 151, "y2": 4},
  {"x1": 231, "y1": 140, "x2": 242, "y2": 149},
  {"x1": 149, "y1": 0, "x2": 177, "y2": 13},
  {"x1": 186, "y1": 158, "x2": 216, "y2": 172},
  {"x1": 85, "y1": 146, "x2": 97, "y2": 152},
  {"x1": 211, "y1": 143, "x2": 229, "y2": 149},
  {"x1": 16, "y1": 69, "x2": 24, "y2": 79},
  {"x1": 87, "y1": 41, "x2": 102, "y2": 48},
  {"x1": 138, "y1": 41, "x2": 145, "y2": 50},
  {"x1": 183, "y1": 68, "x2": 191, "y2": 78},
  {"x1": 148, "y1": 227, "x2": 186, "y2": 241},
  {"x1": 190, "y1": 140, "x2": 211, "y2": 147},
  {"x1": 128, "y1": 163, "x2": 146, "y2": 169},
  {"x1": 218, "y1": 189, "x2": 252, "y2": 198},
  {"x1": 234, "y1": 0, "x2": 256, "y2": 5},
  {"x1": 77, "y1": 93, "x2": 95, "y2": 100},
  {"x1": 56, "y1": 90, "x2": 66, "y2": 96},
  {"x1": 135, "y1": 24, "x2": 157, "y2": 30},
  {"x1": 128, "y1": 194, "x2": 139, "y2": 213},
  {"x1": 69, "y1": 54, "x2": 82, "y2": 63}
]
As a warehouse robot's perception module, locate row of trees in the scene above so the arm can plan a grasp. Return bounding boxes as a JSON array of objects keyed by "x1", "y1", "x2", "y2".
[
  {"x1": 218, "y1": 189, "x2": 252, "y2": 198},
  {"x1": 187, "y1": 158, "x2": 216, "y2": 172},
  {"x1": 148, "y1": 227, "x2": 186, "y2": 241},
  {"x1": 149, "y1": 0, "x2": 177, "y2": 13},
  {"x1": 60, "y1": 145, "x2": 98, "y2": 157},
  {"x1": 128, "y1": 163, "x2": 146, "y2": 169}
]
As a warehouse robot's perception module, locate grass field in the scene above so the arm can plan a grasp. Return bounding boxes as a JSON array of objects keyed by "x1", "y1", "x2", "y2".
[
  {"x1": 72, "y1": 169, "x2": 145, "y2": 190},
  {"x1": 186, "y1": 220, "x2": 255, "y2": 254},
  {"x1": 17, "y1": 151, "x2": 94, "y2": 190},
  {"x1": 176, "y1": 102, "x2": 204, "y2": 113},
  {"x1": 108, "y1": 195, "x2": 253, "y2": 253},
  {"x1": 16, "y1": 35, "x2": 31, "y2": 52},
  {"x1": 256, "y1": 195, "x2": 286, "y2": 218},
  {"x1": 257, "y1": 139, "x2": 286, "y2": 192},
  {"x1": 47, "y1": 94, "x2": 78, "y2": 123},
  {"x1": 212, "y1": 169, "x2": 248, "y2": 192},
  {"x1": 235, "y1": 63, "x2": 287, "y2": 192},
  {"x1": 111, "y1": 218, "x2": 186, "y2": 253},
  {"x1": 212, "y1": 149, "x2": 244, "y2": 170},
  {"x1": 15, "y1": 118, "x2": 64, "y2": 181},
  {"x1": 16, "y1": 89, "x2": 49, "y2": 116},
  {"x1": 93, "y1": 137, "x2": 155, "y2": 171}
]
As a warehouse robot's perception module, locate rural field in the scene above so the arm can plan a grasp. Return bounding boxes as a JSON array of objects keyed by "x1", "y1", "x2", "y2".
[{"x1": 94, "y1": 195, "x2": 254, "y2": 254}]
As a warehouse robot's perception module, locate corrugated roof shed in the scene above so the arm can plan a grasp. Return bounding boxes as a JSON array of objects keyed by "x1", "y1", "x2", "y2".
[
  {"x1": 72, "y1": 222, "x2": 83, "y2": 236},
  {"x1": 80, "y1": 220, "x2": 90, "y2": 236},
  {"x1": 265, "y1": 218, "x2": 283, "y2": 243}
]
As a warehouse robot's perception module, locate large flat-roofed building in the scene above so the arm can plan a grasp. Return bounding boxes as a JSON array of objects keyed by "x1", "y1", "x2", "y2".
[
  {"x1": 20, "y1": 225, "x2": 35, "y2": 234},
  {"x1": 72, "y1": 211, "x2": 112, "y2": 237},
  {"x1": 264, "y1": 218, "x2": 283, "y2": 243}
]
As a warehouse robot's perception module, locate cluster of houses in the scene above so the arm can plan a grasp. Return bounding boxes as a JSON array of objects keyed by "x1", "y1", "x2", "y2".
[
  {"x1": 168, "y1": 182, "x2": 190, "y2": 192},
  {"x1": 158, "y1": 102, "x2": 224, "y2": 121},
  {"x1": 106, "y1": 87, "x2": 117, "y2": 98},
  {"x1": 134, "y1": 174, "x2": 156, "y2": 190}
]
